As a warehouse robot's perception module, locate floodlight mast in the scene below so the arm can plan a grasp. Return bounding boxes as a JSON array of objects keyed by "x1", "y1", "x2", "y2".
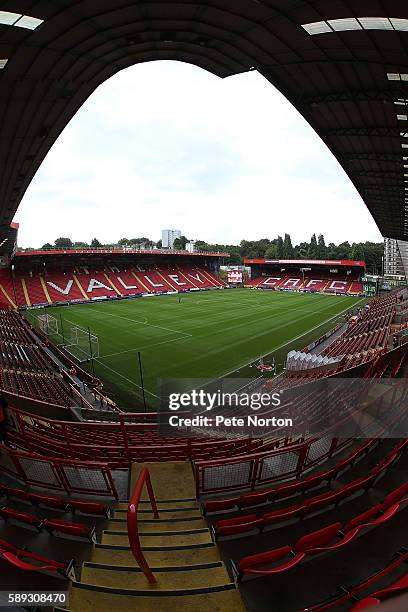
[
  {"x1": 88, "y1": 326, "x2": 95, "y2": 375},
  {"x1": 138, "y1": 351, "x2": 147, "y2": 412}
]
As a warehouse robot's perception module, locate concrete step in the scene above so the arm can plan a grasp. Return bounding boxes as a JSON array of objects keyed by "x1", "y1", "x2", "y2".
[
  {"x1": 114, "y1": 508, "x2": 202, "y2": 519},
  {"x1": 67, "y1": 581, "x2": 244, "y2": 612},
  {"x1": 108, "y1": 517, "x2": 207, "y2": 531},
  {"x1": 101, "y1": 528, "x2": 213, "y2": 547},
  {"x1": 81, "y1": 561, "x2": 231, "y2": 589},
  {"x1": 117, "y1": 500, "x2": 199, "y2": 511},
  {"x1": 92, "y1": 542, "x2": 220, "y2": 567},
  {"x1": 131, "y1": 462, "x2": 196, "y2": 500}
]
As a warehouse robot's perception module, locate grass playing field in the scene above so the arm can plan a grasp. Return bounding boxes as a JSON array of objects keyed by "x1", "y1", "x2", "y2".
[{"x1": 26, "y1": 289, "x2": 364, "y2": 410}]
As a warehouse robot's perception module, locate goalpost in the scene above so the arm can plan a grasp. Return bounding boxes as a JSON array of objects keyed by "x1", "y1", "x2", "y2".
[
  {"x1": 37, "y1": 312, "x2": 59, "y2": 337},
  {"x1": 63, "y1": 326, "x2": 100, "y2": 363}
]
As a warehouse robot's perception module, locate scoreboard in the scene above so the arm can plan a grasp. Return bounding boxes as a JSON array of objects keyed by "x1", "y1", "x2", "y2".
[{"x1": 228, "y1": 270, "x2": 243, "y2": 283}]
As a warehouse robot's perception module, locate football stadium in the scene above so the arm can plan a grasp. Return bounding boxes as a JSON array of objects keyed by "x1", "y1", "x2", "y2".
[{"x1": 0, "y1": 3, "x2": 408, "y2": 612}]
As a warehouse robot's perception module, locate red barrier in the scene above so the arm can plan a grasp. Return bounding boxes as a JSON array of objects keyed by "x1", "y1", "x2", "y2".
[{"x1": 0, "y1": 445, "x2": 118, "y2": 499}]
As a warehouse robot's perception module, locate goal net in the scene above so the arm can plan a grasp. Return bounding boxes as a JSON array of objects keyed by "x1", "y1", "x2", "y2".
[
  {"x1": 63, "y1": 326, "x2": 99, "y2": 363},
  {"x1": 37, "y1": 313, "x2": 58, "y2": 337}
]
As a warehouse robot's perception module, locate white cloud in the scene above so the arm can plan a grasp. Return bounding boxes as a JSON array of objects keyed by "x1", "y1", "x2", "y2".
[{"x1": 16, "y1": 61, "x2": 382, "y2": 247}]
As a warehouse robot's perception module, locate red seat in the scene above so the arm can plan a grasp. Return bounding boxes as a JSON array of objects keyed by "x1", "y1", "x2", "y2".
[
  {"x1": 0, "y1": 540, "x2": 75, "y2": 579},
  {"x1": 343, "y1": 504, "x2": 382, "y2": 532},
  {"x1": 354, "y1": 504, "x2": 401, "y2": 530},
  {"x1": 203, "y1": 497, "x2": 239, "y2": 514},
  {"x1": 369, "y1": 572, "x2": 408, "y2": 599},
  {"x1": 236, "y1": 545, "x2": 305, "y2": 578},
  {"x1": 294, "y1": 522, "x2": 342, "y2": 553},
  {"x1": 272, "y1": 481, "x2": 301, "y2": 500},
  {"x1": 0, "y1": 507, "x2": 42, "y2": 530},
  {"x1": 41, "y1": 517, "x2": 96, "y2": 542},
  {"x1": 69, "y1": 499, "x2": 110, "y2": 518},
  {"x1": 300, "y1": 491, "x2": 340, "y2": 517},
  {"x1": 2, "y1": 486, "x2": 30, "y2": 502},
  {"x1": 239, "y1": 490, "x2": 270, "y2": 509},
  {"x1": 350, "y1": 597, "x2": 381, "y2": 610},
  {"x1": 29, "y1": 492, "x2": 69, "y2": 511},
  {"x1": 298, "y1": 472, "x2": 327, "y2": 491},
  {"x1": 381, "y1": 482, "x2": 408, "y2": 509},
  {"x1": 263, "y1": 504, "x2": 299, "y2": 526},
  {"x1": 215, "y1": 514, "x2": 264, "y2": 538}
]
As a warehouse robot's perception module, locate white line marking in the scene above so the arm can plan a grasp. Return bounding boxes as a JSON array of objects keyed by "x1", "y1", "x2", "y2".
[
  {"x1": 88, "y1": 307, "x2": 192, "y2": 338},
  {"x1": 99, "y1": 334, "x2": 189, "y2": 358},
  {"x1": 95, "y1": 359, "x2": 160, "y2": 400}
]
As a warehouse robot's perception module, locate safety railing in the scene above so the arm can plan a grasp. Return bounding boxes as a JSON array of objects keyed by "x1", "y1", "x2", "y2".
[
  {"x1": 0, "y1": 445, "x2": 119, "y2": 499},
  {"x1": 127, "y1": 468, "x2": 159, "y2": 584}
]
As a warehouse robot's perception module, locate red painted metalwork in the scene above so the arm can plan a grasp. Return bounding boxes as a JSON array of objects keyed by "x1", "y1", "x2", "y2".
[
  {"x1": 0, "y1": 445, "x2": 119, "y2": 499},
  {"x1": 127, "y1": 468, "x2": 159, "y2": 584}
]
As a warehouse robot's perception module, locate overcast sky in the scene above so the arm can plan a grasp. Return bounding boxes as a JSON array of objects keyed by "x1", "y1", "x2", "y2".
[{"x1": 16, "y1": 60, "x2": 382, "y2": 248}]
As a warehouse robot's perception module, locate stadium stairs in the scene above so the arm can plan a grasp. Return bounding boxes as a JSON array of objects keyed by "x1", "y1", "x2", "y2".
[{"x1": 64, "y1": 461, "x2": 244, "y2": 612}]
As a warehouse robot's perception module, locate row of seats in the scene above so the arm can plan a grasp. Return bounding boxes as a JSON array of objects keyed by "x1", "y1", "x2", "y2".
[
  {"x1": 212, "y1": 444, "x2": 404, "y2": 539},
  {"x1": 0, "y1": 341, "x2": 55, "y2": 374},
  {"x1": 322, "y1": 327, "x2": 389, "y2": 359},
  {"x1": 267, "y1": 293, "x2": 398, "y2": 388},
  {"x1": 0, "y1": 264, "x2": 226, "y2": 307},
  {"x1": 246, "y1": 275, "x2": 363, "y2": 295},
  {"x1": 203, "y1": 439, "x2": 378, "y2": 514},
  {"x1": 8, "y1": 409, "x2": 263, "y2": 464},
  {"x1": 230, "y1": 482, "x2": 408, "y2": 581},
  {"x1": 0, "y1": 507, "x2": 96, "y2": 543},
  {"x1": 0, "y1": 309, "x2": 79, "y2": 406},
  {"x1": 349, "y1": 573, "x2": 408, "y2": 610},
  {"x1": 343, "y1": 313, "x2": 393, "y2": 339},
  {"x1": 0, "y1": 483, "x2": 111, "y2": 517},
  {"x1": 302, "y1": 548, "x2": 408, "y2": 611},
  {"x1": 0, "y1": 370, "x2": 74, "y2": 407}
]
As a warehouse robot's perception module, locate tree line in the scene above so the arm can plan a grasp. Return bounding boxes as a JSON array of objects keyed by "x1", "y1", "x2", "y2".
[{"x1": 19, "y1": 233, "x2": 384, "y2": 274}]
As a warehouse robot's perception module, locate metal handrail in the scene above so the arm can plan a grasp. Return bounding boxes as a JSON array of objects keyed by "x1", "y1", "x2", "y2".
[{"x1": 127, "y1": 468, "x2": 159, "y2": 584}]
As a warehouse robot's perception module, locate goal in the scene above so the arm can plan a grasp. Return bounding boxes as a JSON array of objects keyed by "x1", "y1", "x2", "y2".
[
  {"x1": 63, "y1": 326, "x2": 100, "y2": 363},
  {"x1": 37, "y1": 313, "x2": 58, "y2": 337}
]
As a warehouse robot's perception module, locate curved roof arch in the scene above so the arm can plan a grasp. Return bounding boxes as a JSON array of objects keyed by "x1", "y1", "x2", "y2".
[{"x1": 1, "y1": 1, "x2": 408, "y2": 240}]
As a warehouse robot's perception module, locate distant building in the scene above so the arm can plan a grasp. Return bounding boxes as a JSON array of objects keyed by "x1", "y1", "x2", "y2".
[
  {"x1": 162, "y1": 229, "x2": 181, "y2": 249},
  {"x1": 186, "y1": 241, "x2": 195, "y2": 253},
  {"x1": 384, "y1": 238, "x2": 407, "y2": 279}
]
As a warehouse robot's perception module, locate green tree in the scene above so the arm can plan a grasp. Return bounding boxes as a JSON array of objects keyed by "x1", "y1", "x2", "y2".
[
  {"x1": 351, "y1": 243, "x2": 365, "y2": 261},
  {"x1": 91, "y1": 238, "x2": 102, "y2": 248},
  {"x1": 308, "y1": 234, "x2": 318, "y2": 258},
  {"x1": 54, "y1": 237, "x2": 72, "y2": 249},
  {"x1": 317, "y1": 234, "x2": 326, "y2": 259},
  {"x1": 42, "y1": 243, "x2": 53, "y2": 250},
  {"x1": 295, "y1": 241, "x2": 309, "y2": 258},
  {"x1": 264, "y1": 243, "x2": 278, "y2": 259},
  {"x1": 173, "y1": 236, "x2": 188, "y2": 250},
  {"x1": 283, "y1": 233, "x2": 294, "y2": 258},
  {"x1": 276, "y1": 236, "x2": 284, "y2": 258}
]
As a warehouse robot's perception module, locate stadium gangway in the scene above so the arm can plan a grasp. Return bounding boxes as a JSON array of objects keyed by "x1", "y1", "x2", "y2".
[{"x1": 127, "y1": 467, "x2": 159, "y2": 584}]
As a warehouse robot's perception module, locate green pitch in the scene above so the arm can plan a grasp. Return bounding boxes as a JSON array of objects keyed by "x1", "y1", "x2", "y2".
[{"x1": 27, "y1": 289, "x2": 364, "y2": 410}]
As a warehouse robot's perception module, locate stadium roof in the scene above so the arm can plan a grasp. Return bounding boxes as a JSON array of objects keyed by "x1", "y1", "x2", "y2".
[
  {"x1": 1, "y1": 1, "x2": 408, "y2": 247},
  {"x1": 14, "y1": 249, "x2": 229, "y2": 258},
  {"x1": 244, "y1": 258, "x2": 365, "y2": 267}
]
